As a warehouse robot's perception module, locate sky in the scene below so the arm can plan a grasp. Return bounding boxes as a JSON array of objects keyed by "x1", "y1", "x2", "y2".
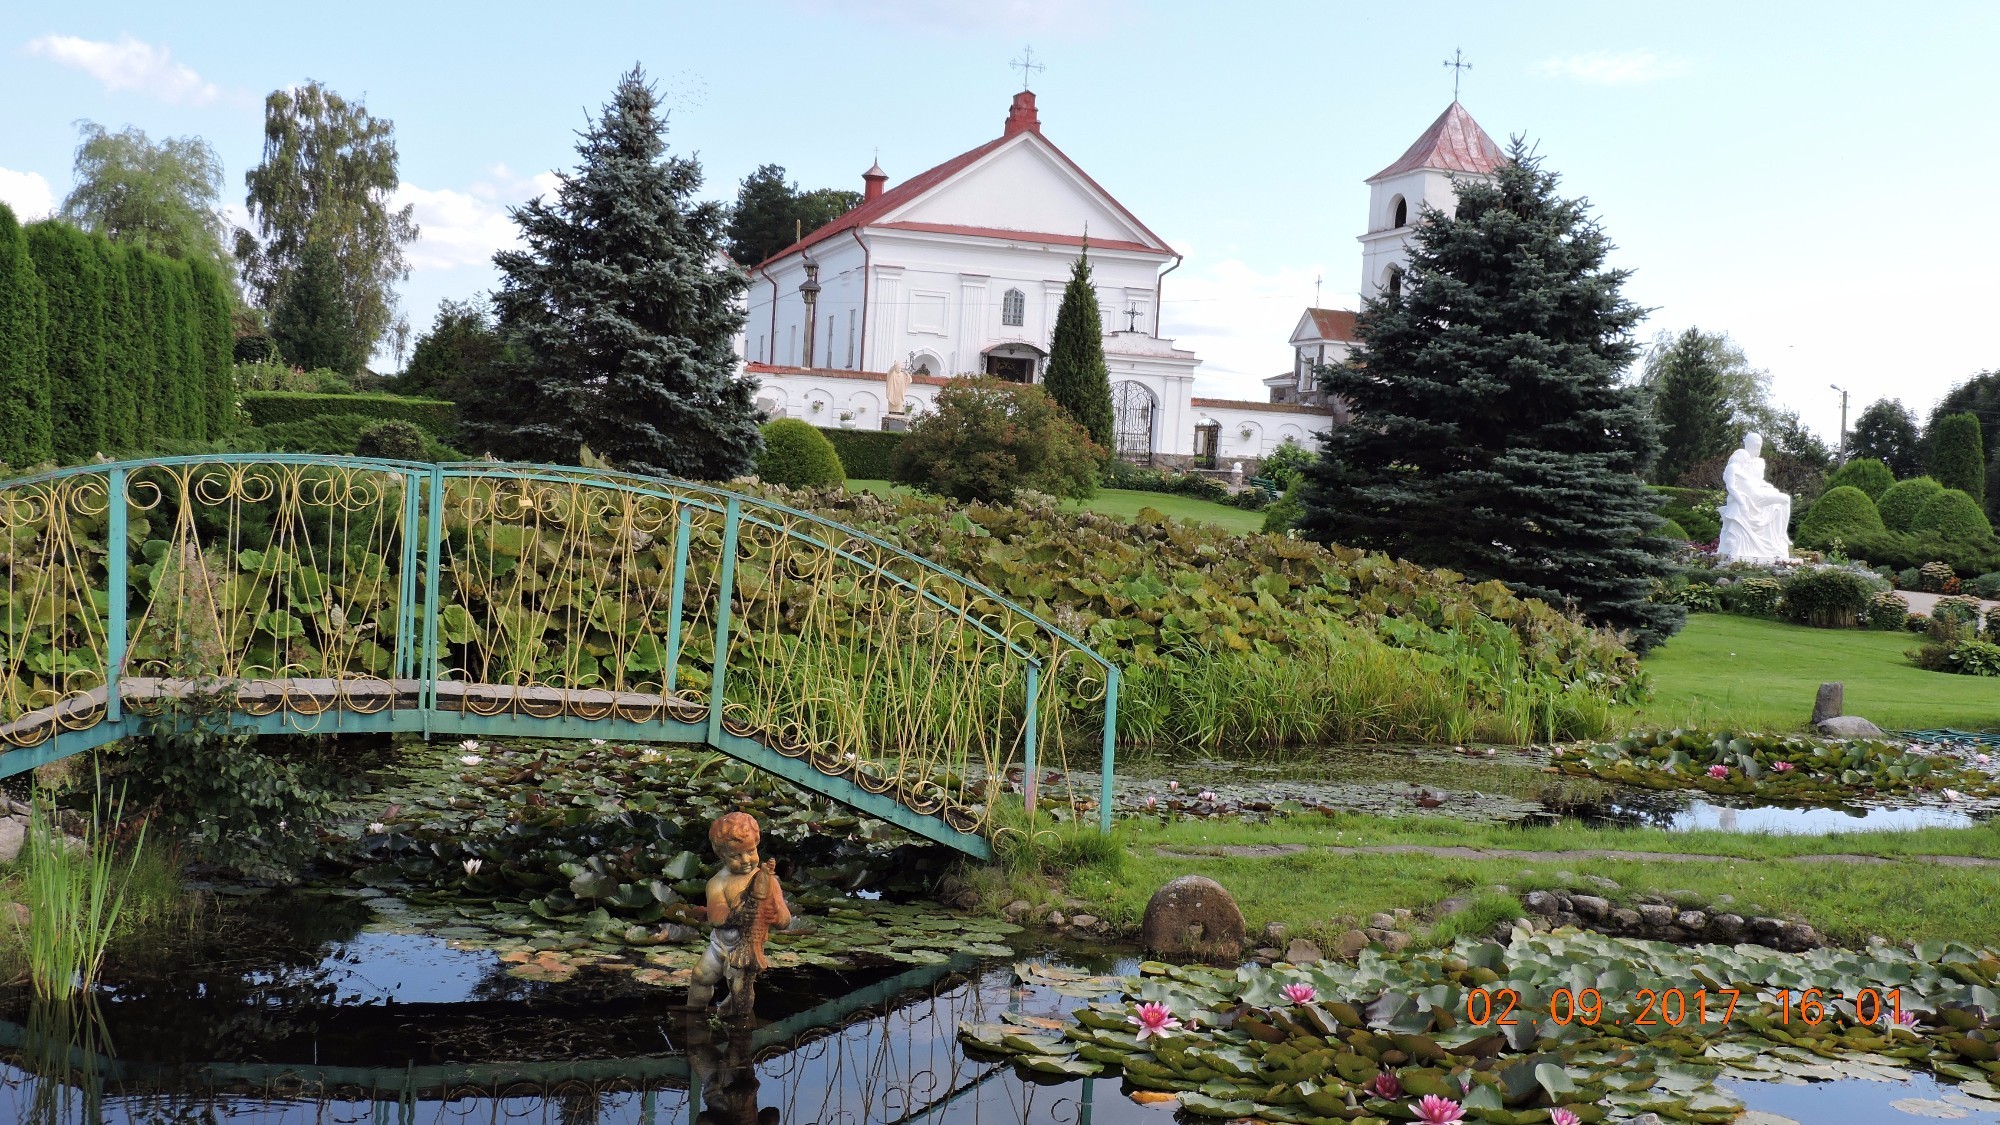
[{"x1": 2, "y1": 0, "x2": 1996, "y2": 442}]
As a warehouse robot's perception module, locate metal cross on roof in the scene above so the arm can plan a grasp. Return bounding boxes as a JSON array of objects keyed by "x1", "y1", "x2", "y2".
[
  {"x1": 1443, "y1": 48, "x2": 1472, "y2": 100},
  {"x1": 1125, "y1": 304, "x2": 1141, "y2": 332},
  {"x1": 1011, "y1": 46, "x2": 1045, "y2": 90}
]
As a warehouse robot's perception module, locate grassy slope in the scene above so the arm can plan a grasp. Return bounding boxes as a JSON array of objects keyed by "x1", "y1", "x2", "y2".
[
  {"x1": 847, "y1": 480, "x2": 1267, "y2": 536},
  {"x1": 1616, "y1": 614, "x2": 2000, "y2": 734},
  {"x1": 1018, "y1": 815, "x2": 2000, "y2": 949}
]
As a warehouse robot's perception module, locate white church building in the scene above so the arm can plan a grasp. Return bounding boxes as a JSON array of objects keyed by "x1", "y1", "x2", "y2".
[{"x1": 738, "y1": 92, "x2": 1504, "y2": 469}]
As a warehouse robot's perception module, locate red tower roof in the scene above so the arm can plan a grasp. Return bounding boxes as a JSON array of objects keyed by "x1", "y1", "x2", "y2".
[{"x1": 1368, "y1": 102, "x2": 1505, "y2": 182}]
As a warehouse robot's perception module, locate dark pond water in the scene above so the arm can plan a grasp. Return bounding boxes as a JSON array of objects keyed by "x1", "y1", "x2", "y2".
[{"x1": 5, "y1": 896, "x2": 1999, "y2": 1124}]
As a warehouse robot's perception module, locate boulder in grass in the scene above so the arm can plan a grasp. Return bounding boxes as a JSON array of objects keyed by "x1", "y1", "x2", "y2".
[
  {"x1": 1140, "y1": 875, "x2": 1246, "y2": 961},
  {"x1": 1816, "y1": 715, "x2": 1886, "y2": 738}
]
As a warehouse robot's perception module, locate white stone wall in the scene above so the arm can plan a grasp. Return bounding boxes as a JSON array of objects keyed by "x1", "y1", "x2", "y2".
[{"x1": 1191, "y1": 401, "x2": 1329, "y2": 461}]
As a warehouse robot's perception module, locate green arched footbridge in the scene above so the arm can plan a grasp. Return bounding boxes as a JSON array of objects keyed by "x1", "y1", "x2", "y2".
[{"x1": 0, "y1": 457, "x2": 1120, "y2": 857}]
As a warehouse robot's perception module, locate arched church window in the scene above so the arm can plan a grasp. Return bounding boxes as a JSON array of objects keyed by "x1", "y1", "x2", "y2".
[
  {"x1": 1387, "y1": 266, "x2": 1404, "y2": 300},
  {"x1": 1001, "y1": 288, "x2": 1026, "y2": 327},
  {"x1": 1392, "y1": 196, "x2": 1408, "y2": 228}
]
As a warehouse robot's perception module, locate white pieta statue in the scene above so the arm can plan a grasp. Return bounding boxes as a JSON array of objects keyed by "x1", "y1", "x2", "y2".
[{"x1": 1717, "y1": 432, "x2": 1792, "y2": 563}]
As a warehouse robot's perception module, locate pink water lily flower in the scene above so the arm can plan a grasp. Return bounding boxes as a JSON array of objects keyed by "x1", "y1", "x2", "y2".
[
  {"x1": 1144, "y1": 795, "x2": 1157, "y2": 809},
  {"x1": 1168, "y1": 780, "x2": 1179, "y2": 790},
  {"x1": 1412, "y1": 1094, "x2": 1465, "y2": 1125},
  {"x1": 1550, "y1": 1110, "x2": 1581, "y2": 1125},
  {"x1": 1772, "y1": 761, "x2": 1794, "y2": 772},
  {"x1": 1707, "y1": 764, "x2": 1730, "y2": 779},
  {"x1": 1128, "y1": 1002, "x2": 1182, "y2": 1041},
  {"x1": 1280, "y1": 982, "x2": 1316, "y2": 1004},
  {"x1": 1198, "y1": 790, "x2": 1218, "y2": 802},
  {"x1": 1978, "y1": 753, "x2": 1992, "y2": 765},
  {"x1": 1366, "y1": 1072, "x2": 1402, "y2": 1099}
]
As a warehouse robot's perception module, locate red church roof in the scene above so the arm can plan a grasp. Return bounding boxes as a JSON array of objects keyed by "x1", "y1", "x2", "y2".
[
  {"x1": 1301, "y1": 308, "x2": 1357, "y2": 342},
  {"x1": 1368, "y1": 102, "x2": 1505, "y2": 182},
  {"x1": 750, "y1": 92, "x2": 1170, "y2": 267}
]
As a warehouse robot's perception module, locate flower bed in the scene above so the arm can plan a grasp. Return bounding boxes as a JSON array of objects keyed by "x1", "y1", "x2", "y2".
[
  {"x1": 1552, "y1": 729, "x2": 1999, "y2": 803},
  {"x1": 964, "y1": 932, "x2": 2000, "y2": 1123}
]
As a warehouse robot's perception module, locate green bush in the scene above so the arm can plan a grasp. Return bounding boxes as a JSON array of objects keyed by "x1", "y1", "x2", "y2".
[
  {"x1": 756, "y1": 418, "x2": 846, "y2": 488},
  {"x1": 1658, "y1": 518, "x2": 1691, "y2": 541},
  {"x1": 1102, "y1": 459, "x2": 1231, "y2": 501},
  {"x1": 1798, "y1": 485, "x2": 1884, "y2": 546},
  {"x1": 1780, "y1": 567, "x2": 1877, "y2": 628},
  {"x1": 1927, "y1": 411, "x2": 1986, "y2": 502},
  {"x1": 1669, "y1": 582, "x2": 1722, "y2": 612},
  {"x1": 1844, "y1": 529, "x2": 2000, "y2": 577},
  {"x1": 1969, "y1": 573, "x2": 2000, "y2": 599},
  {"x1": 1258, "y1": 439, "x2": 1317, "y2": 489},
  {"x1": 1262, "y1": 478, "x2": 1303, "y2": 535},
  {"x1": 1651, "y1": 485, "x2": 1722, "y2": 543},
  {"x1": 1719, "y1": 575, "x2": 1783, "y2": 618},
  {"x1": 1940, "y1": 638, "x2": 2000, "y2": 677},
  {"x1": 1878, "y1": 476, "x2": 1944, "y2": 533},
  {"x1": 1932, "y1": 595, "x2": 1984, "y2": 628},
  {"x1": 891, "y1": 378, "x2": 1101, "y2": 503},
  {"x1": 1225, "y1": 488, "x2": 1269, "y2": 511},
  {"x1": 1913, "y1": 489, "x2": 1994, "y2": 543},
  {"x1": 1985, "y1": 605, "x2": 2000, "y2": 637},
  {"x1": 310, "y1": 369, "x2": 354, "y2": 394},
  {"x1": 817, "y1": 427, "x2": 904, "y2": 480},
  {"x1": 248, "y1": 413, "x2": 461, "y2": 462},
  {"x1": 1866, "y1": 590, "x2": 1909, "y2": 630},
  {"x1": 241, "y1": 391, "x2": 457, "y2": 441},
  {"x1": 355, "y1": 420, "x2": 428, "y2": 461},
  {"x1": 1823, "y1": 457, "x2": 1894, "y2": 499}
]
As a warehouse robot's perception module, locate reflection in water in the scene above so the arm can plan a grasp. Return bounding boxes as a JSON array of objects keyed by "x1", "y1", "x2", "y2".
[{"x1": 0, "y1": 958, "x2": 1135, "y2": 1124}]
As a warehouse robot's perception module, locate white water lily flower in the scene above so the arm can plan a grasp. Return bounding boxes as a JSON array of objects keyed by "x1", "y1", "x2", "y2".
[
  {"x1": 368, "y1": 822, "x2": 387, "y2": 835},
  {"x1": 1944, "y1": 788, "x2": 1965, "y2": 801},
  {"x1": 639, "y1": 749, "x2": 666, "y2": 763},
  {"x1": 460, "y1": 755, "x2": 483, "y2": 766},
  {"x1": 590, "y1": 738, "x2": 607, "y2": 747},
  {"x1": 460, "y1": 739, "x2": 480, "y2": 752},
  {"x1": 462, "y1": 858, "x2": 483, "y2": 875}
]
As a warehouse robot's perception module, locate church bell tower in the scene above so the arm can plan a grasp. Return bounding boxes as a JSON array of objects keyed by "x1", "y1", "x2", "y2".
[{"x1": 1357, "y1": 101, "x2": 1505, "y2": 302}]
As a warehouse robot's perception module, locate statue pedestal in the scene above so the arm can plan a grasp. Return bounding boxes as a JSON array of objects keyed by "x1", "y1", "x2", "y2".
[{"x1": 881, "y1": 413, "x2": 909, "y2": 433}]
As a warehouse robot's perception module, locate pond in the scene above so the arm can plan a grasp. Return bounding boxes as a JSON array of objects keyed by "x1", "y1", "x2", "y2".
[{"x1": 5, "y1": 896, "x2": 1998, "y2": 1124}]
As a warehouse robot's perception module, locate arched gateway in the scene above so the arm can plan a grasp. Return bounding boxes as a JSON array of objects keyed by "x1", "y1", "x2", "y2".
[{"x1": 0, "y1": 457, "x2": 1120, "y2": 857}]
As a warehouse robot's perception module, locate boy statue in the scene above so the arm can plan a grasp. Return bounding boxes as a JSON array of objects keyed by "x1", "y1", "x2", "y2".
[{"x1": 687, "y1": 811, "x2": 791, "y2": 1017}]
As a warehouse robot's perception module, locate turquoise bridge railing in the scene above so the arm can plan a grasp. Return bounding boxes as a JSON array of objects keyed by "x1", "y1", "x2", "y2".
[{"x1": 0, "y1": 456, "x2": 1121, "y2": 857}]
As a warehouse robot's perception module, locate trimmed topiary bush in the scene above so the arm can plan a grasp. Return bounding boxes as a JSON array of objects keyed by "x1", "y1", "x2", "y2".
[
  {"x1": 755, "y1": 418, "x2": 845, "y2": 488},
  {"x1": 355, "y1": 420, "x2": 428, "y2": 461},
  {"x1": 817, "y1": 427, "x2": 904, "y2": 480},
  {"x1": 1780, "y1": 567, "x2": 1877, "y2": 628},
  {"x1": 1913, "y1": 488, "x2": 1994, "y2": 543},
  {"x1": 1878, "y1": 476, "x2": 1944, "y2": 533},
  {"x1": 1659, "y1": 518, "x2": 1690, "y2": 541},
  {"x1": 1927, "y1": 411, "x2": 1986, "y2": 503},
  {"x1": 1798, "y1": 485, "x2": 1884, "y2": 547},
  {"x1": 1824, "y1": 457, "x2": 1894, "y2": 499}
]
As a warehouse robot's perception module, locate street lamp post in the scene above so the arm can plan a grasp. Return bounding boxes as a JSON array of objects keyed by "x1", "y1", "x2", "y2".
[{"x1": 1830, "y1": 384, "x2": 1849, "y2": 464}]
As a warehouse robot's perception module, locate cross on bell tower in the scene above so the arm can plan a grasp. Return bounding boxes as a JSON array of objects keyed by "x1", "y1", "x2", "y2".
[
  {"x1": 1443, "y1": 48, "x2": 1472, "y2": 101},
  {"x1": 1011, "y1": 46, "x2": 1045, "y2": 90}
]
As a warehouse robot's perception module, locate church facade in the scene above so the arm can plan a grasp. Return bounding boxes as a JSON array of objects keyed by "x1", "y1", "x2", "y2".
[{"x1": 738, "y1": 93, "x2": 1504, "y2": 470}]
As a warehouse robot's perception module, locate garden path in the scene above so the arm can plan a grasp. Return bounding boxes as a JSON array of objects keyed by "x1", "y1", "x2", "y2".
[
  {"x1": 1897, "y1": 590, "x2": 1999, "y2": 617},
  {"x1": 1157, "y1": 843, "x2": 2000, "y2": 866}
]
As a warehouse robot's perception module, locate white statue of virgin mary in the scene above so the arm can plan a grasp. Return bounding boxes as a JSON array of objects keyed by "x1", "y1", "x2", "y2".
[{"x1": 1717, "y1": 432, "x2": 1792, "y2": 562}]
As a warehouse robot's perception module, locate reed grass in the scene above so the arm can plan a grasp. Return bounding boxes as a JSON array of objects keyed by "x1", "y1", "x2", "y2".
[{"x1": 20, "y1": 783, "x2": 148, "y2": 1000}]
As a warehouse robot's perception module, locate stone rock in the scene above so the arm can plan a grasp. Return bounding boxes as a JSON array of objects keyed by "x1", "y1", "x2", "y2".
[
  {"x1": 1637, "y1": 904, "x2": 1674, "y2": 928},
  {"x1": 1254, "y1": 947, "x2": 1282, "y2": 961},
  {"x1": 1003, "y1": 899, "x2": 1033, "y2": 921},
  {"x1": 1713, "y1": 893, "x2": 1735, "y2": 905},
  {"x1": 1524, "y1": 890, "x2": 1561, "y2": 916},
  {"x1": 1392, "y1": 908, "x2": 1412, "y2": 922},
  {"x1": 1676, "y1": 910, "x2": 1709, "y2": 931},
  {"x1": 1780, "y1": 922, "x2": 1821, "y2": 950},
  {"x1": 1366, "y1": 927, "x2": 1396, "y2": 943},
  {"x1": 1553, "y1": 911, "x2": 1581, "y2": 929},
  {"x1": 1710, "y1": 913, "x2": 1746, "y2": 940},
  {"x1": 1816, "y1": 715, "x2": 1886, "y2": 738},
  {"x1": 1367, "y1": 912, "x2": 1397, "y2": 930},
  {"x1": 1070, "y1": 914, "x2": 1099, "y2": 929},
  {"x1": 1261, "y1": 921, "x2": 1289, "y2": 944},
  {"x1": 1046, "y1": 911, "x2": 1066, "y2": 927},
  {"x1": 1139, "y1": 875, "x2": 1246, "y2": 961},
  {"x1": 1750, "y1": 916, "x2": 1786, "y2": 937},
  {"x1": 1811, "y1": 681, "x2": 1846, "y2": 726},
  {"x1": 1554, "y1": 869, "x2": 1579, "y2": 885},
  {"x1": 1377, "y1": 931, "x2": 1412, "y2": 953},
  {"x1": 1610, "y1": 908, "x2": 1643, "y2": 930},
  {"x1": 1433, "y1": 897, "x2": 1474, "y2": 918},
  {"x1": 1335, "y1": 929, "x2": 1370, "y2": 957},
  {"x1": 1285, "y1": 937, "x2": 1323, "y2": 963},
  {"x1": 1571, "y1": 894, "x2": 1611, "y2": 921},
  {"x1": 0, "y1": 814, "x2": 22, "y2": 865},
  {"x1": 1582, "y1": 874, "x2": 1621, "y2": 892}
]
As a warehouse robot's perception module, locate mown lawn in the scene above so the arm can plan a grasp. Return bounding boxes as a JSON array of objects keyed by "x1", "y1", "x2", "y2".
[
  {"x1": 1616, "y1": 614, "x2": 2000, "y2": 734},
  {"x1": 847, "y1": 480, "x2": 1266, "y2": 535}
]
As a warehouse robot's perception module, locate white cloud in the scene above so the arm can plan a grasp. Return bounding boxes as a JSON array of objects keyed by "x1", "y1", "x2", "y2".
[
  {"x1": 1536, "y1": 50, "x2": 1689, "y2": 86},
  {"x1": 26, "y1": 33, "x2": 224, "y2": 105},
  {"x1": 0, "y1": 167, "x2": 55, "y2": 220},
  {"x1": 1160, "y1": 257, "x2": 1346, "y2": 401},
  {"x1": 393, "y1": 167, "x2": 558, "y2": 272}
]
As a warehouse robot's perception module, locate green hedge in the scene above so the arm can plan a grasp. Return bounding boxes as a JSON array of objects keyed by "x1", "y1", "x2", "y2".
[
  {"x1": 758, "y1": 419, "x2": 845, "y2": 487},
  {"x1": 0, "y1": 209, "x2": 234, "y2": 466},
  {"x1": 818, "y1": 427, "x2": 904, "y2": 480},
  {"x1": 242, "y1": 391, "x2": 458, "y2": 440}
]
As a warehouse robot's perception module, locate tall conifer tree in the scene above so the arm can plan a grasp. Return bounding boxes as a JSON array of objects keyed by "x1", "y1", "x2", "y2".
[
  {"x1": 1043, "y1": 246, "x2": 1114, "y2": 450},
  {"x1": 25, "y1": 222, "x2": 109, "y2": 460},
  {"x1": 0, "y1": 204, "x2": 52, "y2": 467},
  {"x1": 1927, "y1": 411, "x2": 1985, "y2": 504},
  {"x1": 1300, "y1": 143, "x2": 1682, "y2": 649},
  {"x1": 1646, "y1": 327, "x2": 1737, "y2": 484},
  {"x1": 464, "y1": 67, "x2": 758, "y2": 478},
  {"x1": 1850, "y1": 398, "x2": 1921, "y2": 478}
]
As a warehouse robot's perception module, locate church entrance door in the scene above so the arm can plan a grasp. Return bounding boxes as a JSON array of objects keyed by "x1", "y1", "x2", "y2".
[
  {"x1": 1111, "y1": 381, "x2": 1156, "y2": 464},
  {"x1": 985, "y1": 355, "x2": 1033, "y2": 383},
  {"x1": 1193, "y1": 422, "x2": 1220, "y2": 469}
]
